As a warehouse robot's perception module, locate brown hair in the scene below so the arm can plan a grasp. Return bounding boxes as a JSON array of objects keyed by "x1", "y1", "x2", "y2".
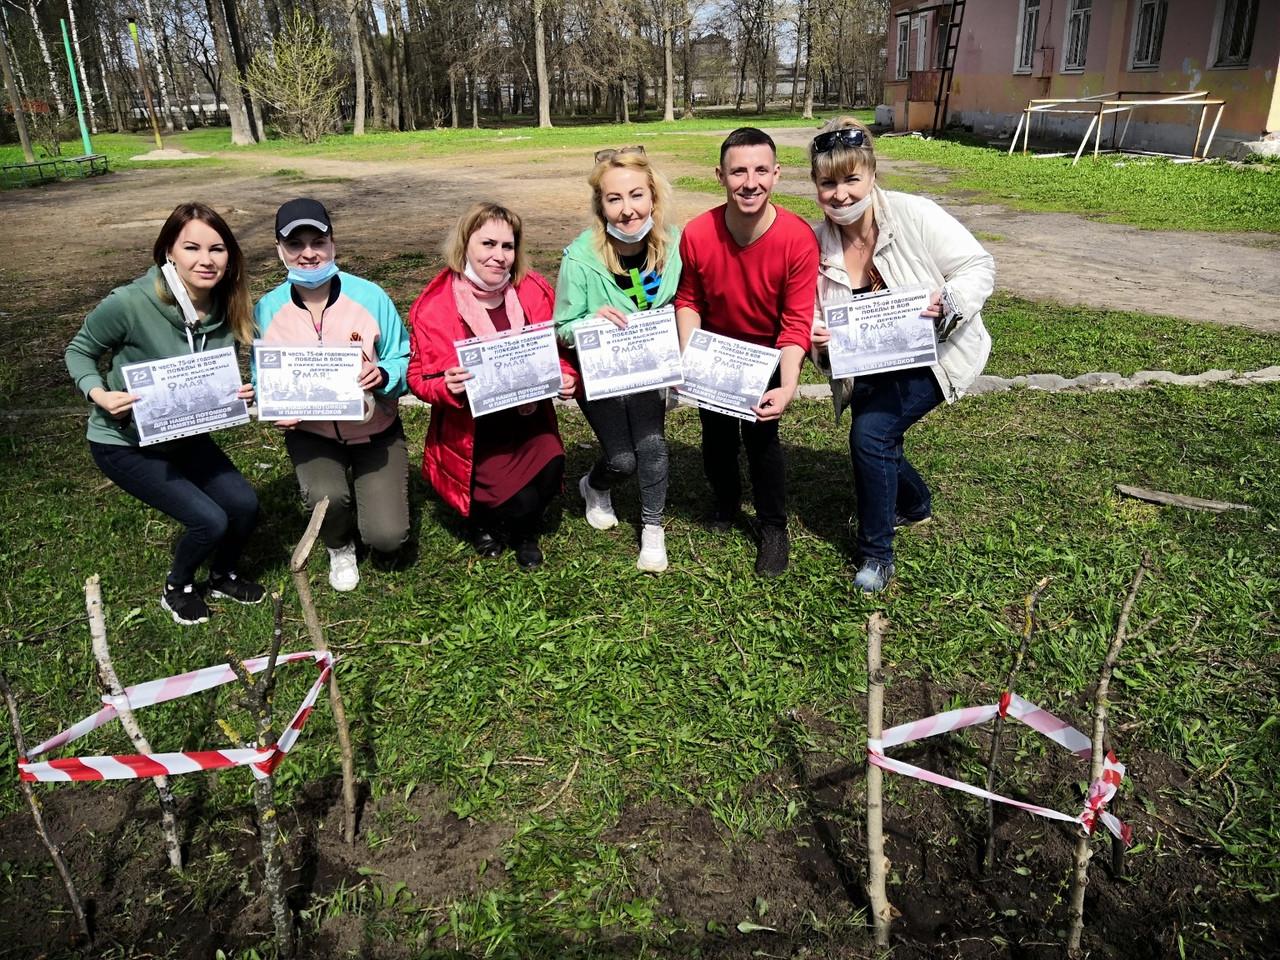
[
  {"x1": 588, "y1": 150, "x2": 674, "y2": 275},
  {"x1": 443, "y1": 202, "x2": 530, "y2": 284},
  {"x1": 809, "y1": 116, "x2": 877, "y2": 183},
  {"x1": 151, "y1": 202, "x2": 253, "y2": 344}
]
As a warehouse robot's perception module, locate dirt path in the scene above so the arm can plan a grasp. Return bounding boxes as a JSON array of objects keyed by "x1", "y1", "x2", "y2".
[{"x1": 1, "y1": 139, "x2": 1277, "y2": 360}]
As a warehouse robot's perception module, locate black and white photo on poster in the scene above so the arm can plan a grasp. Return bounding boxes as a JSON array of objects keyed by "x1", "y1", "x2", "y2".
[
  {"x1": 455, "y1": 321, "x2": 563, "y2": 417},
  {"x1": 822, "y1": 285, "x2": 937, "y2": 379},
  {"x1": 253, "y1": 342, "x2": 367, "y2": 421},
  {"x1": 573, "y1": 305, "x2": 683, "y2": 400},
  {"x1": 677, "y1": 329, "x2": 781, "y2": 422},
  {"x1": 122, "y1": 347, "x2": 249, "y2": 445}
]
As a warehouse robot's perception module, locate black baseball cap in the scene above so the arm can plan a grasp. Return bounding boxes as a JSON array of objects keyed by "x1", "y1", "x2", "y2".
[{"x1": 275, "y1": 198, "x2": 332, "y2": 239}]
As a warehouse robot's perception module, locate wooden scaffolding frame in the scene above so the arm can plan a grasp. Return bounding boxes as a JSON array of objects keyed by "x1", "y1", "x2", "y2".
[{"x1": 1009, "y1": 90, "x2": 1227, "y2": 166}]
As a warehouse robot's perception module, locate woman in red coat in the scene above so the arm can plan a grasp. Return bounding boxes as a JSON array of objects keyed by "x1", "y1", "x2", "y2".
[{"x1": 409, "y1": 202, "x2": 577, "y2": 569}]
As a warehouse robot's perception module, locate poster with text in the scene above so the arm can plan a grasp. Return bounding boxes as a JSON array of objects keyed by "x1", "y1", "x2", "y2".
[
  {"x1": 455, "y1": 322, "x2": 563, "y2": 417},
  {"x1": 822, "y1": 285, "x2": 937, "y2": 379},
  {"x1": 677, "y1": 329, "x2": 781, "y2": 422},
  {"x1": 122, "y1": 347, "x2": 249, "y2": 445},
  {"x1": 254, "y1": 342, "x2": 367, "y2": 421},
  {"x1": 574, "y1": 305, "x2": 683, "y2": 400}
]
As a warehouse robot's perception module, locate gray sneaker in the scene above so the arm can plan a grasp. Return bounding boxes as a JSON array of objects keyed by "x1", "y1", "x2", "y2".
[{"x1": 854, "y1": 560, "x2": 895, "y2": 593}]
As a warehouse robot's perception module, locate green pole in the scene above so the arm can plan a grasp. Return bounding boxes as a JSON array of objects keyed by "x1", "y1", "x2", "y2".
[
  {"x1": 59, "y1": 19, "x2": 92, "y2": 157},
  {"x1": 127, "y1": 17, "x2": 163, "y2": 149}
]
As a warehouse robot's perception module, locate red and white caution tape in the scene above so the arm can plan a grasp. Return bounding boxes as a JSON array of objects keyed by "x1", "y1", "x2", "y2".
[
  {"x1": 18, "y1": 650, "x2": 334, "y2": 784},
  {"x1": 868, "y1": 691, "x2": 1132, "y2": 845}
]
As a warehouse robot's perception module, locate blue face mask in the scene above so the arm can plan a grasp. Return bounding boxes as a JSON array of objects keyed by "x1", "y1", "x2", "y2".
[{"x1": 285, "y1": 260, "x2": 340, "y2": 289}]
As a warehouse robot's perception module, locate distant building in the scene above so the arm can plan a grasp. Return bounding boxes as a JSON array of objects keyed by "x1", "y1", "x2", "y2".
[{"x1": 882, "y1": 0, "x2": 1279, "y2": 156}]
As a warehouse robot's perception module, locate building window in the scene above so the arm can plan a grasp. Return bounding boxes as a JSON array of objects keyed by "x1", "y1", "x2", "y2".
[
  {"x1": 1211, "y1": 0, "x2": 1258, "y2": 68},
  {"x1": 1063, "y1": 0, "x2": 1092, "y2": 70},
  {"x1": 1014, "y1": 0, "x2": 1040, "y2": 75},
  {"x1": 895, "y1": 16, "x2": 909, "y2": 80},
  {"x1": 1130, "y1": 0, "x2": 1167, "y2": 68},
  {"x1": 935, "y1": 14, "x2": 950, "y2": 68}
]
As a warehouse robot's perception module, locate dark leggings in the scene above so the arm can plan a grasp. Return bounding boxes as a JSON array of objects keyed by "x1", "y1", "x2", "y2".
[
  {"x1": 471, "y1": 455, "x2": 565, "y2": 542},
  {"x1": 90, "y1": 436, "x2": 259, "y2": 586},
  {"x1": 579, "y1": 389, "x2": 669, "y2": 526}
]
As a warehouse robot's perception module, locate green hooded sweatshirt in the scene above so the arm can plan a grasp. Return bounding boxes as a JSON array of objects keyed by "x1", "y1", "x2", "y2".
[
  {"x1": 552, "y1": 227, "x2": 683, "y2": 347},
  {"x1": 65, "y1": 265, "x2": 240, "y2": 446}
]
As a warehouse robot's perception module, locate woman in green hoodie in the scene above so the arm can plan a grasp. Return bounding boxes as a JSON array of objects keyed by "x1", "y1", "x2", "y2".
[
  {"x1": 65, "y1": 202, "x2": 262, "y2": 626},
  {"x1": 553, "y1": 147, "x2": 682, "y2": 573}
]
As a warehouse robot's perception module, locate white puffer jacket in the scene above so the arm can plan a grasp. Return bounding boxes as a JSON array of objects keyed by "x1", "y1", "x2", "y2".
[{"x1": 812, "y1": 186, "x2": 995, "y2": 419}]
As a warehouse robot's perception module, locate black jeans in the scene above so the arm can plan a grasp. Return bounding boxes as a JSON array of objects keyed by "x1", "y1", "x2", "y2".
[
  {"x1": 698, "y1": 369, "x2": 787, "y2": 529},
  {"x1": 471, "y1": 455, "x2": 565, "y2": 542},
  {"x1": 579, "y1": 389, "x2": 669, "y2": 526},
  {"x1": 90, "y1": 435, "x2": 259, "y2": 586}
]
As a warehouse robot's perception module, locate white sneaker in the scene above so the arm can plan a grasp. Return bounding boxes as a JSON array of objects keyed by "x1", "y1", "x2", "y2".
[
  {"x1": 637, "y1": 524, "x2": 668, "y2": 573},
  {"x1": 579, "y1": 474, "x2": 618, "y2": 530},
  {"x1": 327, "y1": 543, "x2": 359, "y2": 592}
]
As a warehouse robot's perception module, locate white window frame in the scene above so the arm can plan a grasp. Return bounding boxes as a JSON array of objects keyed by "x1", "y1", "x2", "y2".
[
  {"x1": 1062, "y1": 0, "x2": 1092, "y2": 72},
  {"x1": 913, "y1": 14, "x2": 929, "y2": 72},
  {"x1": 1209, "y1": 0, "x2": 1258, "y2": 69},
  {"x1": 895, "y1": 16, "x2": 909, "y2": 81},
  {"x1": 1013, "y1": 0, "x2": 1041, "y2": 76},
  {"x1": 1129, "y1": 0, "x2": 1167, "y2": 69}
]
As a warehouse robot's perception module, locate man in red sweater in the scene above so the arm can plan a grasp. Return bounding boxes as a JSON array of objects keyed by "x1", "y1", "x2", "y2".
[{"x1": 675, "y1": 127, "x2": 819, "y2": 576}]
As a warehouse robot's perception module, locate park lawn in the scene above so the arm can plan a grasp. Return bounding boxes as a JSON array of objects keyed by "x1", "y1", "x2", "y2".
[{"x1": 0, "y1": 380, "x2": 1276, "y2": 957}]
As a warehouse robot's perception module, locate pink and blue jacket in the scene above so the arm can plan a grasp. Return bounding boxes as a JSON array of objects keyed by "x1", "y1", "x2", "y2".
[{"x1": 254, "y1": 272, "x2": 410, "y2": 443}]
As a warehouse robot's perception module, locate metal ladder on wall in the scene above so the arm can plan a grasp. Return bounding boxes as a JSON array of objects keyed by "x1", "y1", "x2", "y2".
[{"x1": 932, "y1": 0, "x2": 966, "y2": 136}]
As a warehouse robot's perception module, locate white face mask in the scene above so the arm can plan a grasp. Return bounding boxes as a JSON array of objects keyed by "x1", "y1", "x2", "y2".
[
  {"x1": 822, "y1": 192, "x2": 874, "y2": 226},
  {"x1": 464, "y1": 260, "x2": 511, "y2": 292},
  {"x1": 605, "y1": 215, "x2": 654, "y2": 244}
]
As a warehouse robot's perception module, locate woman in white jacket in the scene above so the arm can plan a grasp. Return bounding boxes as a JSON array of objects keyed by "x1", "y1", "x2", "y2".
[{"x1": 808, "y1": 117, "x2": 995, "y2": 592}]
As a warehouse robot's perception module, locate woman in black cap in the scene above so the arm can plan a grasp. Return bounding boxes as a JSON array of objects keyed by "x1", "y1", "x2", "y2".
[{"x1": 255, "y1": 198, "x2": 412, "y2": 592}]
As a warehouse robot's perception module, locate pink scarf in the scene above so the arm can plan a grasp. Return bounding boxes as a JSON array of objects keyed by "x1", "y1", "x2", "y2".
[{"x1": 451, "y1": 271, "x2": 526, "y2": 339}]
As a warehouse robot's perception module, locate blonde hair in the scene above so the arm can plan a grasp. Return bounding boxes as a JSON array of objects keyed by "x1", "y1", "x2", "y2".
[
  {"x1": 588, "y1": 151, "x2": 674, "y2": 276},
  {"x1": 443, "y1": 202, "x2": 530, "y2": 285},
  {"x1": 809, "y1": 116, "x2": 877, "y2": 183}
]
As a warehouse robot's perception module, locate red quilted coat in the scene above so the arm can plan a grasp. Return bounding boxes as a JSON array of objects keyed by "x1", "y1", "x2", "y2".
[{"x1": 408, "y1": 268, "x2": 576, "y2": 517}]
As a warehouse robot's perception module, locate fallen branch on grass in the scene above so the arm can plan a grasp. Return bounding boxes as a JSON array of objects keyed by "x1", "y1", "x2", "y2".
[
  {"x1": 531, "y1": 757, "x2": 580, "y2": 814},
  {"x1": 86, "y1": 574, "x2": 183, "y2": 869},
  {"x1": 0, "y1": 671, "x2": 91, "y2": 946},
  {"x1": 1116, "y1": 484, "x2": 1253, "y2": 514},
  {"x1": 288, "y1": 498, "x2": 358, "y2": 844},
  {"x1": 1066, "y1": 552, "x2": 1150, "y2": 957}
]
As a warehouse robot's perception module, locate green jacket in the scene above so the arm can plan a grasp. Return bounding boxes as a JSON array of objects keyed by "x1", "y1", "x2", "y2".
[
  {"x1": 552, "y1": 227, "x2": 683, "y2": 346},
  {"x1": 65, "y1": 266, "x2": 241, "y2": 446}
]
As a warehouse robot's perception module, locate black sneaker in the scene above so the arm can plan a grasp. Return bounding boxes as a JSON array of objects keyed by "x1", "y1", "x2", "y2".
[
  {"x1": 755, "y1": 526, "x2": 790, "y2": 577},
  {"x1": 471, "y1": 528, "x2": 504, "y2": 558},
  {"x1": 161, "y1": 582, "x2": 210, "y2": 625},
  {"x1": 515, "y1": 539, "x2": 544, "y2": 570},
  {"x1": 208, "y1": 571, "x2": 266, "y2": 605},
  {"x1": 894, "y1": 512, "x2": 933, "y2": 531}
]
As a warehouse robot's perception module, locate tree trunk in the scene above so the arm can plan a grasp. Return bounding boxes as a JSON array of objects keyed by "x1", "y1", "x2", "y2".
[
  {"x1": 662, "y1": 15, "x2": 675, "y2": 121},
  {"x1": 681, "y1": 25, "x2": 694, "y2": 118},
  {"x1": 25, "y1": 0, "x2": 65, "y2": 115},
  {"x1": 2, "y1": 6, "x2": 29, "y2": 100},
  {"x1": 360, "y1": 0, "x2": 384, "y2": 127},
  {"x1": 0, "y1": 10, "x2": 35, "y2": 161},
  {"x1": 65, "y1": 0, "x2": 97, "y2": 132},
  {"x1": 802, "y1": 15, "x2": 814, "y2": 120},
  {"x1": 533, "y1": 0, "x2": 551, "y2": 127},
  {"x1": 448, "y1": 69, "x2": 457, "y2": 128},
  {"x1": 383, "y1": 3, "x2": 401, "y2": 129},
  {"x1": 790, "y1": 12, "x2": 802, "y2": 113},
  {"x1": 207, "y1": 0, "x2": 255, "y2": 144},
  {"x1": 220, "y1": 0, "x2": 260, "y2": 140},
  {"x1": 470, "y1": 71, "x2": 478, "y2": 128},
  {"x1": 389, "y1": 0, "x2": 414, "y2": 130},
  {"x1": 140, "y1": 0, "x2": 175, "y2": 130},
  {"x1": 345, "y1": 0, "x2": 365, "y2": 134}
]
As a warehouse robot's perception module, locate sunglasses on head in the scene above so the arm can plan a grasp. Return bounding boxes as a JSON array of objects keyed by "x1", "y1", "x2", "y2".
[
  {"x1": 811, "y1": 128, "x2": 868, "y2": 154},
  {"x1": 594, "y1": 144, "x2": 647, "y2": 163}
]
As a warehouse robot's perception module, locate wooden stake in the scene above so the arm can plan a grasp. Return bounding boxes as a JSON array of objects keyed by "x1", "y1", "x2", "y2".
[
  {"x1": 1065, "y1": 553, "x2": 1149, "y2": 956},
  {"x1": 85, "y1": 575, "x2": 182, "y2": 869},
  {"x1": 0, "y1": 672, "x2": 91, "y2": 945},
  {"x1": 1115, "y1": 484, "x2": 1253, "y2": 514},
  {"x1": 288, "y1": 498, "x2": 358, "y2": 843},
  {"x1": 984, "y1": 576, "x2": 1051, "y2": 872},
  {"x1": 226, "y1": 593, "x2": 293, "y2": 957},
  {"x1": 865, "y1": 612, "x2": 893, "y2": 949}
]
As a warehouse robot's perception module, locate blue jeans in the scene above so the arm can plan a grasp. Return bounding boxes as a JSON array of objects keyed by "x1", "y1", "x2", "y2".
[
  {"x1": 849, "y1": 368, "x2": 943, "y2": 565},
  {"x1": 90, "y1": 436, "x2": 259, "y2": 586}
]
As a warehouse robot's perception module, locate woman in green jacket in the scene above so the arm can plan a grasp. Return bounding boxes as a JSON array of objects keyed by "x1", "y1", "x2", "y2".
[
  {"x1": 65, "y1": 203, "x2": 262, "y2": 626},
  {"x1": 553, "y1": 146, "x2": 682, "y2": 573}
]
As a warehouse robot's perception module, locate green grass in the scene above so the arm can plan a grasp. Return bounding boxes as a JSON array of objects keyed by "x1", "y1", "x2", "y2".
[
  {"x1": 1, "y1": 380, "x2": 1277, "y2": 956},
  {"x1": 982, "y1": 293, "x2": 1280, "y2": 377},
  {"x1": 0, "y1": 131, "x2": 229, "y2": 177}
]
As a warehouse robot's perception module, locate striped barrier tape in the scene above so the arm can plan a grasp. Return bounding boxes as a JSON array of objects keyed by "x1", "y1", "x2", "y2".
[
  {"x1": 867, "y1": 691, "x2": 1132, "y2": 845},
  {"x1": 17, "y1": 650, "x2": 334, "y2": 783}
]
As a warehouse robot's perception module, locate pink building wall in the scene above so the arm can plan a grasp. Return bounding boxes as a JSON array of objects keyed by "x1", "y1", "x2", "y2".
[{"x1": 884, "y1": 0, "x2": 1279, "y2": 155}]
